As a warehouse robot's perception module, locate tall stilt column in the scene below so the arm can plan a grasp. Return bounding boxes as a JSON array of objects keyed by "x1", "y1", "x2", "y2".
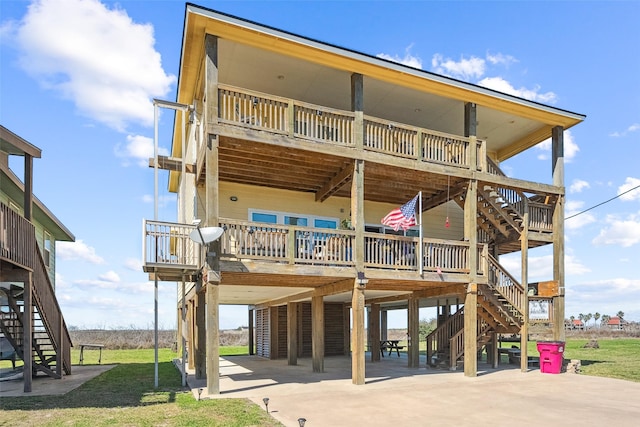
[{"x1": 351, "y1": 279, "x2": 365, "y2": 384}]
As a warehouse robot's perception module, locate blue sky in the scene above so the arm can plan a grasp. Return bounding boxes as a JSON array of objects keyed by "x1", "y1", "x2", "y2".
[{"x1": 1, "y1": 0, "x2": 639, "y2": 330}]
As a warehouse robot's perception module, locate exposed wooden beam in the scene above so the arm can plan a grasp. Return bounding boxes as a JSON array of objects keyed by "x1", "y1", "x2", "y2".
[
  {"x1": 149, "y1": 155, "x2": 195, "y2": 173},
  {"x1": 316, "y1": 160, "x2": 354, "y2": 202}
]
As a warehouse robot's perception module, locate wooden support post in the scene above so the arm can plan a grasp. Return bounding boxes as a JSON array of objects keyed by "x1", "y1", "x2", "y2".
[
  {"x1": 311, "y1": 295, "x2": 324, "y2": 373},
  {"x1": 194, "y1": 290, "x2": 206, "y2": 379},
  {"x1": 248, "y1": 308, "x2": 255, "y2": 356},
  {"x1": 23, "y1": 272, "x2": 33, "y2": 393},
  {"x1": 408, "y1": 296, "x2": 420, "y2": 368},
  {"x1": 270, "y1": 306, "x2": 279, "y2": 360},
  {"x1": 343, "y1": 304, "x2": 350, "y2": 356},
  {"x1": 351, "y1": 280, "x2": 365, "y2": 384},
  {"x1": 206, "y1": 283, "x2": 220, "y2": 394},
  {"x1": 490, "y1": 331, "x2": 499, "y2": 369},
  {"x1": 370, "y1": 303, "x2": 381, "y2": 362},
  {"x1": 465, "y1": 102, "x2": 477, "y2": 170},
  {"x1": 464, "y1": 283, "x2": 478, "y2": 376},
  {"x1": 552, "y1": 126, "x2": 566, "y2": 342},
  {"x1": 351, "y1": 73, "x2": 364, "y2": 151},
  {"x1": 287, "y1": 302, "x2": 298, "y2": 365},
  {"x1": 24, "y1": 154, "x2": 33, "y2": 221},
  {"x1": 187, "y1": 300, "x2": 195, "y2": 368},
  {"x1": 521, "y1": 206, "x2": 530, "y2": 372},
  {"x1": 381, "y1": 310, "x2": 388, "y2": 341},
  {"x1": 464, "y1": 180, "x2": 478, "y2": 377}
]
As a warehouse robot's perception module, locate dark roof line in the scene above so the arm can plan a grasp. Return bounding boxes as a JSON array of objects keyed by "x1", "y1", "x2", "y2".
[{"x1": 184, "y1": 2, "x2": 585, "y2": 120}]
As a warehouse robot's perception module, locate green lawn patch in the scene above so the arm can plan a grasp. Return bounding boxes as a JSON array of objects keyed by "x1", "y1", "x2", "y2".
[{"x1": 0, "y1": 347, "x2": 281, "y2": 427}]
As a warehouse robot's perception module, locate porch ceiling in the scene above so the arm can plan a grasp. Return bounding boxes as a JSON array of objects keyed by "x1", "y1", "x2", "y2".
[{"x1": 217, "y1": 136, "x2": 467, "y2": 208}]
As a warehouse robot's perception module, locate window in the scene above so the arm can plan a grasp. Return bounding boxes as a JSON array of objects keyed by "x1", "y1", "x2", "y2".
[
  {"x1": 248, "y1": 209, "x2": 338, "y2": 229},
  {"x1": 284, "y1": 216, "x2": 307, "y2": 226},
  {"x1": 251, "y1": 212, "x2": 277, "y2": 224},
  {"x1": 43, "y1": 231, "x2": 52, "y2": 268}
]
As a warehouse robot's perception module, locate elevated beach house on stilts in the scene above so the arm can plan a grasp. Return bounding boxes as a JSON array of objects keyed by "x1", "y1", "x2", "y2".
[
  {"x1": 1, "y1": 125, "x2": 75, "y2": 392},
  {"x1": 142, "y1": 3, "x2": 584, "y2": 393}
]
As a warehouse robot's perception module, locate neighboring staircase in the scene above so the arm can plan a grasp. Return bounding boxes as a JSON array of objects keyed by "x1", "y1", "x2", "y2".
[{"x1": 0, "y1": 202, "x2": 72, "y2": 380}]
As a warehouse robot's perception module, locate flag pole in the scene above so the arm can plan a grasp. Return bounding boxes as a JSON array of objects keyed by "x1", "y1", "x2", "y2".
[{"x1": 418, "y1": 191, "x2": 423, "y2": 277}]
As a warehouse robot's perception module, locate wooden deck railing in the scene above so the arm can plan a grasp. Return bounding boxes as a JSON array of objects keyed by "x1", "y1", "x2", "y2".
[
  {"x1": 0, "y1": 202, "x2": 36, "y2": 269},
  {"x1": 487, "y1": 254, "x2": 526, "y2": 316},
  {"x1": 32, "y1": 245, "x2": 72, "y2": 375},
  {"x1": 143, "y1": 217, "x2": 490, "y2": 275},
  {"x1": 485, "y1": 157, "x2": 554, "y2": 232},
  {"x1": 217, "y1": 84, "x2": 485, "y2": 169},
  {"x1": 142, "y1": 220, "x2": 200, "y2": 268},
  {"x1": 426, "y1": 307, "x2": 464, "y2": 366}
]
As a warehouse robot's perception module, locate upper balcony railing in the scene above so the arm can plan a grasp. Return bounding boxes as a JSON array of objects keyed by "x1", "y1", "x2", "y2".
[
  {"x1": 142, "y1": 219, "x2": 200, "y2": 270},
  {"x1": 217, "y1": 84, "x2": 485, "y2": 170},
  {"x1": 143, "y1": 217, "x2": 487, "y2": 277},
  {"x1": 1, "y1": 202, "x2": 36, "y2": 269}
]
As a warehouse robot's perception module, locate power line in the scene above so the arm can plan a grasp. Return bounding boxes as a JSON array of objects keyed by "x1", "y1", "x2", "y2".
[{"x1": 565, "y1": 184, "x2": 640, "y2": 220}]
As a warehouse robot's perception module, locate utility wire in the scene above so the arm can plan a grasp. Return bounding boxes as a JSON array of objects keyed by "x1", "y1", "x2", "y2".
[{"x1": 565, "y1": 184, "x2": 640, "y2": 220}]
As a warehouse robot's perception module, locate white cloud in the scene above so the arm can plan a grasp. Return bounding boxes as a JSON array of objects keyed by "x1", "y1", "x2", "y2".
[
  {"x1": 377, "y1": 44, "x2": 423, "y2": 69},
  {"x1": 486, "y1": 52, "x2": 517, "y2": 67},
  {"x1": 610, "y1": 123, "x2": 640, "y2": 137},
  {"x1": 124, "y1": 257, "x2": 142, "y2": 271},
  {"x1": 57, "y1": 239, "x2": 105, "y2": 264},
  {"x1": 99, "y1": 270, "x2": 120, "y2": 283},
  {"x1": 566, "y1": 278, "x2": 640, "y2": 320},
  {"x1": 478, "y1": 76, "x2": 557, "y2": 104},
  {"x1": 618, "y1": 177, "x2": 640, "y2": 201},
  {"x1": 565, "y1": 200, "x2": 597, "y2": 230},
  {"x1": 142, "y1": 194, "x2": 175, "y2": 207},
  {"x1": 431, "y1": 53, "x2": 485, "y2": 80},
  {"x1": 115, "y1": 134, "x2": 169, "y2": 167},
  {"x1": 7, "y1": 0, "x2": 175, "y2": 131},
  {"x1": 498, "y1": 253, "x2": 590, "y2": 283},
  {"x1": 592, "y1": 212, "x2": 640, "y2": 247},
  {"x1": 534, "y1": 130, "x2": 579, "y2": 162},
  {"x1": 569, "y1": 179, "x2": 590, "y2": 193}
]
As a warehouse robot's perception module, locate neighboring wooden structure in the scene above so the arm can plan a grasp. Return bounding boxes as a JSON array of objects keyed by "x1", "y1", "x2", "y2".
[
  {"x1": 142, "y1": 4, "x2": 584, "y2": 392},
  {"x1": 0, "y1": 125, "x2": 75, "y2": 392}
]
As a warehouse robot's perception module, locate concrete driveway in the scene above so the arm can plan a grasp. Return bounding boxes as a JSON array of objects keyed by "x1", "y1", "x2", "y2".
[{"x1": 186, "y1": 354, "x2": 640, "y2": 427}]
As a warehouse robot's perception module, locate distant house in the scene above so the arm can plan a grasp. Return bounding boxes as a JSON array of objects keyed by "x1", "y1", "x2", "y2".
[
  {"x1": 0, "y1": 125, "x2": 75, "y2": 392},
  {"x1": 571, "y1": 319, "x2": 584, "y2": 330},
  {"x1": 606, "y1": 316, "x2": 627, "y2": 331}
]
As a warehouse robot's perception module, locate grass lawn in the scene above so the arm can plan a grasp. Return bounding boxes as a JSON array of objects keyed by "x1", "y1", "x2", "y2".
[
  {"x1": 563, "y1": 338, "x2": 640, "y2": 382},
  {"x1": 0, "y1": 347, "x2": 283, "y2": 427}
]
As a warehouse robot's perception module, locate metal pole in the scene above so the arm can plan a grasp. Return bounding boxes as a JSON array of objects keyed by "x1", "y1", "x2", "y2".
[
  {"x1": 154, "y1": 276, "x2": 159, "y2": 389},
  {"x1": 153, "y1": 102, "x2": 159, "y2": 389},
  {"x1": 418, "y1": 191, "x2": 423, "y2": 277},
  {"x1": 181, "y1": 279, "x2": 187, "y2": 387}
]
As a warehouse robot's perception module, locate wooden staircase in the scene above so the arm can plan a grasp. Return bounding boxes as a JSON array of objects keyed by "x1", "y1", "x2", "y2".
[
  {"x1": 425, "y1": 255, "x2": 526, "y2": 370},
  {"x1": 0, "y1": 202, "x2": 72, "y2": 382}
]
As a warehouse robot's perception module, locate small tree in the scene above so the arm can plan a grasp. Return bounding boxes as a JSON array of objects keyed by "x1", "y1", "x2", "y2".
[
  {"x1": 601, "y1": 314, "x2": 611, "y2": 327},
  {"x1": 617, "y1": 311, "x2": 625, "y2": 320},
  {"x1": 594, "y1": 312, "x2": 601, "y2": 328},
  {"x1": 419, "y1": 317, "x2": 437, "y2": 337},
  {"x1": 585, "y1": 313, "x2": 593, "y2": 329}
]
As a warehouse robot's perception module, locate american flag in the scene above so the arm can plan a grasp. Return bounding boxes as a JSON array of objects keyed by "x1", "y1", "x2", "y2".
[{"x1": 381, "y1": 194, "x2": 419, "y2": 231}]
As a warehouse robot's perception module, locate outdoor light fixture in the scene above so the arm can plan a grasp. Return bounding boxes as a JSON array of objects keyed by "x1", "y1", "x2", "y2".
[
  {"x1": 198, "y1": 388, "x2": 203, "y2": 400},
  {"x1": 230, "y1": 196, "x2": 238, "y2": 202},
  {"x1": 298, "y1": 418, "x2": 307, "y2": 427},
  {"x1": 263, "y1": 397, "x2": 270, "y2": 412},
  {"x1": 356, "y1": 271, "x2": 368, "y2": 288}
]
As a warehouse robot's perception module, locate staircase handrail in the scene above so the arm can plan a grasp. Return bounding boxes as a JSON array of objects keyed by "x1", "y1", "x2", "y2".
[
  {"x1": 32, "y1": 244, "x2": 72, "y2": 375},
  {"x1": 425, "y1": 308, "x2": 464, "y2": 364},
  {"x1": 487, "y1": 254, "x2": 526, "y2": 315}
]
